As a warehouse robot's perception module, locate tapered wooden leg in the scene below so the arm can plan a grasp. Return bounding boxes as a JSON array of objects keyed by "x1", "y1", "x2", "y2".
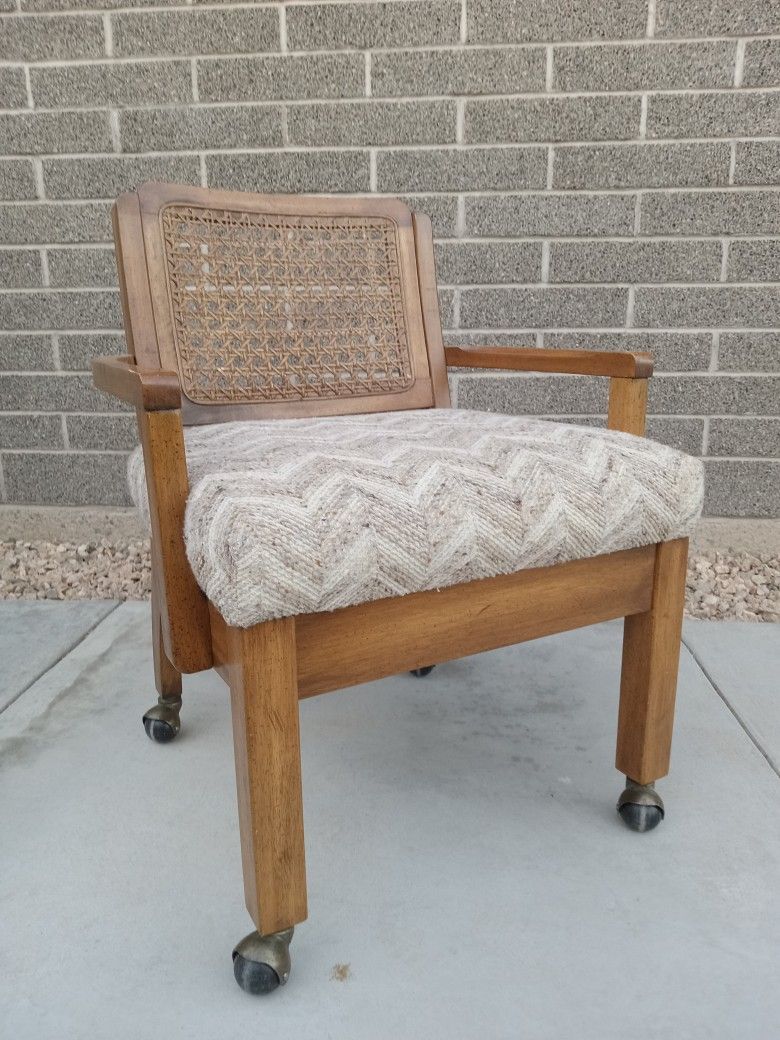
[
  {"x1": 152, "y1": 580, "x2": 182, "y2": 701},
  {"x1": 227, "y1": 617, "x2": 307, "y2": 936},
  {"x1": 142, "y1": 577, "x2": 183, "y2": 743},
  {"x1": 616, "y1": 538, "x2": 689, "y2": 785}
]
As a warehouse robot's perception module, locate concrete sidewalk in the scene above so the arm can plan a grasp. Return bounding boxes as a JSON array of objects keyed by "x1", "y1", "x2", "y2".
[{"x1": 0, "y1": 603, "x2": 778, "y2": 1040}]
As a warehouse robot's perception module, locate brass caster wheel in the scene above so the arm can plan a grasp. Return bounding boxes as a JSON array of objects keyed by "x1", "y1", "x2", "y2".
[
  {"x1": 410, "y1": 666, "x2": 435, "y2": 677},
  {"x1": 142, "y1": 697, "x2": 181, "y2": 744},
  {"x1": 232, "y1": 927, "x2": 293, "y2": 995},
  {"x1": 617, "y1": 778, "x2": 665, "y2": 832}
]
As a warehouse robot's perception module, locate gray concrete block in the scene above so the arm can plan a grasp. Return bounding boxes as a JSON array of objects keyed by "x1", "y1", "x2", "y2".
[
  {"x1": 113, "y1": 7, "x2": 279, "y2": 58},
  {"x1": 647, "y1": 92, "x2": 780, "y2": 139},
  {"x1": 58, "y1": 332, "x2": 125, "y2": 371},
  {"x1": 742, "y1": 39, "x2": 780, "y2": 88},
  {"x1": 645, "y1": 417, "x2": 705, "y2": 455},
  {"x1": 0, "y1": 203, "x2": 112, "y2": 246},
  {"x1": 438, "y1": 289, "x2": 455, "y2": 328},
  {"x1": 0, "y1": 111, "x2": 112, "y2": 156},
  {"x1": 197, "y1": 54, "x2": 365, "y2": 103},
  {"x1": 733, "y1": 142, "x2": 780, "y2": 186},
  {"x1": 457, "y1": 372, "x2": 608, "y2": 413},
  {"x1": 465, "y1": 95, "x2": 640, "y2": 143},
  {"x1": 0, "y1": 334, "x2": 54, "y2": 371},
  {"x1": 466, "y1": 193, "x2": 635, "y2": 237},
  {"x1": 23, "y1": 0, "x2": 189, "y2": 8},
  {"x1": 0, "y1": 66, "x2": 28, "y2": 109},
  {"x1": 468, "y1": 0, "x2": 647, "y2": 43},
  {"x1": 461, "y1": 287, "x2": 628, "y2": 328},
  {"x1": 553, "y1": 142, "x2": 730, "y2": 190},
  {"x1": 0, "y1": 373, "x2": 129, "y2": 412},
  {"x1": 435, "y1": 241, "x2": 542, "y2": 284},
  {"x1": 549, "y1": 240, "x2": 722, "y2": 284},
  {"x1": 207, "y1": 151, "x2": 369, "y2": 194},
  {"x1": 288, "y1": 100, "x2": 456, "y2": 147},
  {"x1": 692, "y1": 517, "x2": 780, "y2": 552},
  {"x1": 0, "y1": 13, "x2": 104, "y2": 60},
  {"x1": 372, "y1": 46, "x2": 546, "y2": 97},
  {"x1": 377, "y1": 148, "x2": 547, "y2": 193},
  {"x1": 30, "y1": 60, "x2": 193, "y2": 110},
  {"x1": 287, "y1": 0, "x2": 460, "y2": 51},
  {"x1": 544, "y1": 332, "x2": 713, "y2": 372},
  {"x1": 552, "y1": 41, "x2": 737, "y2": 92},
  {"x1": 0, "y1": 413, "x2": 62, "y2": 450},
  {"x1": 1, "y1": 450, "x2": 131, "y2": 506},
  {"x1": 47, "y1": 248, "x2": 118, "y2": 288},
  {"x1": 709, "y1": 418, "x2": 780, "y2": 458},
  {"x1": 718, "y1": 333, "x2": 780, "y2": 371},
  {"x1": 0, "y1": 505, "x2": 144, "y2": 541},
  {"x1": 66, "y1": 414, "x2": 138, "y2": 451},
  {"x1": 119, "y1": 105, "x2": 283, "y2": 152},
  {"x1": 0, "y1": 249, "x2": 43, "y2": 289},
  {"x1": 656, "y1": 0, "x2": 780, "y2": 37},
  {"x1": 445, "y1": 331, "x2": 538, "y2": 347},
  {"x1": 648, "y1": 374, "x2": 780, "y2": 414},
  {"x1": 401, "y1": 194, "x2": 459, "y2": 237},
  {"x1": 0, "y1": 160, "x2": 37, "y2": 201},
  {"x1": 43, "y1": 155, "x2": 201, "y2": 201},
  {"x1": 0, "y1": 291, "x2": 121, "y2": 332},
  {"x1": 634, "y1": 287, "x2": 780, "y2": 329},
  {"x1": 640, "y1": 191, "x2": 780, "y2": 236},
  {"x1": 727, "y1": 240, "x2": 780, "y2": 283},
  {"x1": 703, "y1": 460, "x2": 780, "y2": 517}
]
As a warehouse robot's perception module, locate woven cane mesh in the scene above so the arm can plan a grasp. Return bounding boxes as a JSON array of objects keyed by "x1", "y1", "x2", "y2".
[{"x1": 160, "y1": 205, "x2": 415, "y2": 405}]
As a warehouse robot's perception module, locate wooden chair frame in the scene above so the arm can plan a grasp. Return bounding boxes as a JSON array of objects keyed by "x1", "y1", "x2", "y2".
[{"x1": 93, "y1": 183, "x2": 688, "y2": 991}]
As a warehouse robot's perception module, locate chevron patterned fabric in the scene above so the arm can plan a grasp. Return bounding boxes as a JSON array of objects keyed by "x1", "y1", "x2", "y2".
[{"x1": 128, "y1": 409, "x2": 704, "y2": 628}]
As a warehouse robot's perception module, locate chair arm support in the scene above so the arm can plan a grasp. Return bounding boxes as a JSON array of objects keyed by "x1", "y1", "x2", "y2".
[
  {"x1": 444, "y1": 346, "x2": 650, "y2": 437},
  {"x1": 92, "y1": 354, "x2": 181, "y2": 411},
  {"x1": 444, "y1": 346, "x2": 653, "y2": 379},
  {"x1": 92, "y1": 354, "x2": 211, "y2": 673}
]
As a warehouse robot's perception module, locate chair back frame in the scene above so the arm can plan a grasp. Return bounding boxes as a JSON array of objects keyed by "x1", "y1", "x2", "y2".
[{"x1": 114, "y1": 183, "x2": 450, "y2": 425}]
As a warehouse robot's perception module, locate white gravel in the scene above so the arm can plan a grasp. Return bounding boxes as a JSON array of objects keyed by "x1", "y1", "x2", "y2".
[{"x1": 1, "y1": 540, "x2": 778, "y2": 622}]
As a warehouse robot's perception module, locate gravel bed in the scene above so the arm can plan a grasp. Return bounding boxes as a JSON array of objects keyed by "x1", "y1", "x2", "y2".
[{"x1": 1, "y1": 540, "x2": 778, "y2": 622}]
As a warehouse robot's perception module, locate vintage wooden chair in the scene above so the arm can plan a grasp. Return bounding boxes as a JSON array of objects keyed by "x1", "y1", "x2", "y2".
[{"x1": 93, "y1": 183, "x2": 703, "y2": 996}]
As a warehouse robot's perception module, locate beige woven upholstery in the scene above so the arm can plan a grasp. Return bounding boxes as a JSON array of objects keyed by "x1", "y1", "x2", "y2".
[{"x1": 129, "y1": 410, "x2": 704, "y2": 628}]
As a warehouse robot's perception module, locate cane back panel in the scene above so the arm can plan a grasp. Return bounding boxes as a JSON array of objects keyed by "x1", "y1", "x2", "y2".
[{"x1": 118, "y1": 183, "x2": 437, "y2": 424}]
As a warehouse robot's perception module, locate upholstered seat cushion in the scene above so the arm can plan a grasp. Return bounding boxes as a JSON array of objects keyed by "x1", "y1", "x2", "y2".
[{"x1": 128, "y1": 409, "x2": 704, "y2": 628}]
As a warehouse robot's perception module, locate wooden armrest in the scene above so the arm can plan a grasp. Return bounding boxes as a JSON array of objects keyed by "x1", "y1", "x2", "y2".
[
  {"x1": 444, "y1": 346, "x2": 653, "y2": 379},
  {"x1": 92, "y1": 354, "x2": 181, "y2": 410}
]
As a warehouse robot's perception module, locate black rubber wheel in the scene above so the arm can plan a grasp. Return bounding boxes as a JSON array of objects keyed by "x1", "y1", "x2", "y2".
[
  {"x1": 618, "y1": 802, "x2": 664, "y2": 833},
  {"x1": 143, "y1": 716, "x2": 177, "y2": 744},
  {"x1": 410, "y1": 666, "x2": 435, "y2": 677},
  {"x1": 233, "y1": 952, "x2": 281, "y2": 995}
]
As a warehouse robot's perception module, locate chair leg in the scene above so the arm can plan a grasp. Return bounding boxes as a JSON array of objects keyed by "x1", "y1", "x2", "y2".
[
  {"x1": 227, "y1": 617, "x2": 307, "y2": 995},
  {"x1": 615, "y1": 538, "x2": 689, "y2": 831},
  {"x1": 143, "y1": 582, "x2": 183, "y2": 744}
]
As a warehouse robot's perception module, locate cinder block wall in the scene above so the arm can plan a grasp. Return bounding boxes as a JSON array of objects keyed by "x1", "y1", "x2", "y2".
[{"x1": 1, "y1": 0, "x2": 779, "y2": 516}]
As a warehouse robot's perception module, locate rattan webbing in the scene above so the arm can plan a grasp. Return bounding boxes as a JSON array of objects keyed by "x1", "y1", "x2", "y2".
[{"x1": 160, "y1": 205, "x2": 415, "y2": 404}]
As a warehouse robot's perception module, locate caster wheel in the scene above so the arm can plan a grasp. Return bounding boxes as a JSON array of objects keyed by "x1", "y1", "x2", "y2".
[
  {"x1": 143, "y1": 716, "x2": 178, "y2": 743},
  {"x1": 617, "y1": 778, "x2": 664, "y2": 833},
  {"x1": 410, "y1": 666, "x2": 435, "y2": 677},
  {"x1": 233, "y1": 954, "x2": 281, "y2": 995},
  {"x1": 232, "y1": 927, "x2": 293, "y2": 996},
  {"x1": 142, "y1": 697, "x2": 181, "y2": 744}
]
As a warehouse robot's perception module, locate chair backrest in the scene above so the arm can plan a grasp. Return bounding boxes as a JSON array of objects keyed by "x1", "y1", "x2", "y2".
[{"x1": 113, "y1": 183, "x2": 450, "y2": 424}]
